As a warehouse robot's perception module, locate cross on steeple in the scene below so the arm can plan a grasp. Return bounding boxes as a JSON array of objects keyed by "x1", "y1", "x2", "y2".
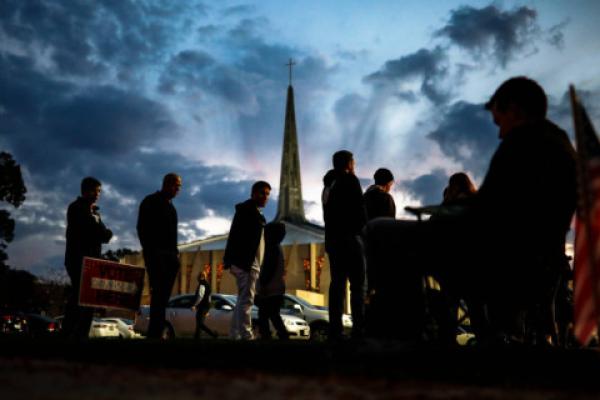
[{"x1": 285, "y1": 58, "x2": 296, "y2": 86}]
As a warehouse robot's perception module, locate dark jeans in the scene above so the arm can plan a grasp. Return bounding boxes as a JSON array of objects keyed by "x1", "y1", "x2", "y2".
[
  {"x1": 256, "y1": 295, "x2": 288, "y2": 339},
  {"x1": 194, "y1": 307, "x2": 216, "y2": 339},
  {"x1": 327, "y1": 236, "x2": 366, "y2": 339},
  {"x1": 144, "y1": 252, "x2": 179, "y2": 339},
  {"x1": 63, "y1": 263, "x2": 94, "y2": 339}
]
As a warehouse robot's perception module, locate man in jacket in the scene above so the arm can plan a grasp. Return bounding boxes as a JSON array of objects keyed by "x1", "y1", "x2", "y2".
[
  {"x1": 137, "y1": 173, "x2": 182, "y2": 339},
  {"x1": 364, "y1": 168, "x2": 396, "y2": 220},
  {"x1": 323, "y1": 150, "x2": 367, "y2": 341},
  {"x1": 63, "y1": 176, "x2": 113, "y2": 339},
  {"x1": 224, "y1": 181, "x2": 271, "y2": 340}
]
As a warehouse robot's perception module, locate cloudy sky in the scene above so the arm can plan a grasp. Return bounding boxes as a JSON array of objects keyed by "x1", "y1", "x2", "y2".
[{"x1": 1, "y1": 0, "x2": 600, "y2": 278}]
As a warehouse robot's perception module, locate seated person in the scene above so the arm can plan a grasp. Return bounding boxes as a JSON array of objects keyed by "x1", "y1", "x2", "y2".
[{"x1": 364, "y1": 77, "x2": 577, "y2": 343}]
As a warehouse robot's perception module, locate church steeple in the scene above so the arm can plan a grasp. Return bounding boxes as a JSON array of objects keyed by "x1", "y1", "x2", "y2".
[{"x1": 275, "y1": 59, "x2": 305, "y2": 223}]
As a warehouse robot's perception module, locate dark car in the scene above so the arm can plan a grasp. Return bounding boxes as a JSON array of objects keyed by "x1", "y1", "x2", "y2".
[{"x1": 23, "y1": 313, "x2": 58, "y2": 338}]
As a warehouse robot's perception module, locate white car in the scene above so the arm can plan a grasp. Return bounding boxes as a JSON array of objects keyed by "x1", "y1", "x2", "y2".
[
  {"x1": 89, "y1": 318, "x2": 120, "y2": 338},
  {"x1": 101, "y1": 318, "x2": 141, "y2": 339},
  {"x1": 281, "y1": 294, "x2": 352, "y2": 341},
  {"x1": 134, "y1": 293, "x2": 310, "y2": 340}
]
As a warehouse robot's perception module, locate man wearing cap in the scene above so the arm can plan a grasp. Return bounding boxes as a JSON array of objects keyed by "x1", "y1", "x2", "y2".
[{"x1": 364, "y1": 168, "x2": 396, "y2": 221}]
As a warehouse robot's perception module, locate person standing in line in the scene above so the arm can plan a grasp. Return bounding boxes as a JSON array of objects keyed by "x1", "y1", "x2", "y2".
[
  {"x1": 224, "y1": 181, "x2": 271, "y2": 340},
  {"x1": 192, "y1": 271, "x2": 217, "y2": 339},
  {"x1": 137, "y1": 173, "x2": 182, "y2": 339},
  {"x1": 363, "y1": 168, "x2": 396, "y2": 221},
  {"x1": 255, "y1": 222, "x2": 289, "y2": 340},
  {"x1": 63, "y1": 177, "x2": 113, "y2": 339},
  {"x1": 323, "y1": 150, "x2": 367, "y2": 341}
]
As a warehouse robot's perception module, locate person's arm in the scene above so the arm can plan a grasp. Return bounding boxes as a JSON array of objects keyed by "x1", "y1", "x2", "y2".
[
  {"x1": 223, "y1": 209, "x2": 242, "y2": 267},
  {"x1": 351, "y1": 176, "x2": 367, "y2": 232},
  {"x1": 193, "y1": 285, "x2": 206, "y2": 308},
  {"x1": 259, "y1": 245, "x2": 277, "y2": 286},
  {"x1": 388, "y1": 195, "x2": 396, "y2": 218},
  {"x1": 136, "y1": 198, "x2": 152, "y2": 250}
]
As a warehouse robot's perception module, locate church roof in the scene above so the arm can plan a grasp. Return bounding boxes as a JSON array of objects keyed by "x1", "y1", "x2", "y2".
[{"x1": 178, "y1": 220, "x2": 324, "y2": 253}]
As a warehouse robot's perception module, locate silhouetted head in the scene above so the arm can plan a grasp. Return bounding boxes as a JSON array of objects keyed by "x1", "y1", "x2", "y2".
[
  {"x1": 81, "y1": 176, "x2": 102, "y2": 204},
  {"x1": 485, "y1": 76, "x2": 547, "y2": 139},
  {"x1": 264, "y1": 222, "x2": 286, "y2": 244},
  {"x1": 374, "y1": 168, "x2": 394, "y2": 193},
  {"x1": 251, "y1": 181, "x2": 271, "y2": 208},
  {"x1": 332, "y1": 150, "x2": 355, "y2": 174},
  {"x1": 162, "y1": 173, "x2": 182, "y2": 200},
  {"x1": 443, "y1": 172, "x2": 476, "y2": 203}
]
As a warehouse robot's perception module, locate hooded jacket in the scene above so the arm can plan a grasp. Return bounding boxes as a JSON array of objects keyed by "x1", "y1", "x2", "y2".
[
  {"x1": 322, "y1": 169, "x2": 367, "y2": 248},
  {"x1": 257, "y1": 222, "x2": 286, "y2": 297},
  {"x1": 223, "y1": 199, "x2": 266, "y2": 271}
]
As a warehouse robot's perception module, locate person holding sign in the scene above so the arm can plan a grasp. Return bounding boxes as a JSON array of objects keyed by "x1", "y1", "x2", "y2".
[{"x1": 63, "y1": 177, "x2": 113, "y2": 339}]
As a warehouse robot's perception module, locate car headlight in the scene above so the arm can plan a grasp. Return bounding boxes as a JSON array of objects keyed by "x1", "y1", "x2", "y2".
[
  {"x1": 342, "y1": 315, "x2": 353, "y2": 327},
  {"x1": 284, "y1": 319, "x2": 295, "y2": 326}
]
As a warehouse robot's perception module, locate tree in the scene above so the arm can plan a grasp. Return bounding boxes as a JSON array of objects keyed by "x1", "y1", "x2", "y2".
[
  {"x1": 0, "y1": 152, "x2": 27, "y2": 268},
  {"x1": 102, "y1": 248, "x2": 139, "y2": 262}
]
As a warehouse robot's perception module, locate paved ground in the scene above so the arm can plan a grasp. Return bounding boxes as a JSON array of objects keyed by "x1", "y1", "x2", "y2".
[{"x1": 1, "y1": 337, "x2": 600, "y2": 399}]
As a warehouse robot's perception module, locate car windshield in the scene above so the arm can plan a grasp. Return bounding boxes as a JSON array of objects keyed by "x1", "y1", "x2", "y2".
[
  {"x1": 288, "y1": 295, "x2": 327, "y2": 310},
  {"x1": 122, "y1": 319, "x2": 133, "y2": 325}
]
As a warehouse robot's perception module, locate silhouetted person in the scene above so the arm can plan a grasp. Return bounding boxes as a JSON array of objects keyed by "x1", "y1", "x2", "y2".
[
  {"x1": 63, "y1": 177, "x2": 113, "y2": 339},
  {"x1": 224, "y1": 181, "x2": 271, "y2": 340},
  {"x1": 323, "y1": 150, "x2": 367, "y2": 341},
  {"x1": 255, "y1": 222, "x2": 289, "y2": 340},
  {"x1": 442, "y1": 172, "x2": 477, "y2": 205},
  {"x1": 193, "y1": 271, "x2": 217, "y2": 339},
  {"x1": 365, "y1": 77, "x2": 576, "y2": 343},
  {"x1": 137, "y1": 173, "x2": 182, "y2": 339},
  {"x1": 364, "y1": 168, "x2": 396, "y2": 220}
]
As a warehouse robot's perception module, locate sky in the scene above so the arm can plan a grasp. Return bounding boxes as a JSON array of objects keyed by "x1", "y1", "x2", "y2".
[{"x1": 1, "y1": 0, "x2": 600, "y2": 279}]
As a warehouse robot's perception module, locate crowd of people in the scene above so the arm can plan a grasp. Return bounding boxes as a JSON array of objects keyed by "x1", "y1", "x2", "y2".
[{"x1": 62, "y1": 76, "x2": 577, "y2": 346}]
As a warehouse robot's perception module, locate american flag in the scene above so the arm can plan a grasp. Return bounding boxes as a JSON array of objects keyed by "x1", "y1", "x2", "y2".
[{"x1": 571, "y1": 85, "x2": 600, "y2": 345}]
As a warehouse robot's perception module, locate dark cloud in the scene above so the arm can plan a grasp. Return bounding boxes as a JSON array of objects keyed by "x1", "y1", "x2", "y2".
[
  {"x1": 0, "y1": 55, "x2": 177, "y2": 176},
  {"x1": 333, "y1": 93, "x2": 368, "y2": 132},
  {"x1": 221, "y1": 5, "x2": 256, "y2": 17},
  {"x1": 158, "y1": 50, "x2": 216, "y2": 94},
  {"x1": 0, "y1": 0, "x2": 203, "y2": 81},
  {"x1": 400, "y1": 168, "x2": 448, "y2": 205},
  {"x1": 427, "y1": 101, "x2": 498, "y2": 177},
  {"x1": 45, "y1": 86, "x2": 177, "y2": 153},
  {"x1": 363, "y1": 46, "x2": 449, "y2": 105},
  {"x1": 434, "y1": 5, "x2": 548, "y2": 67},
  {"x1": 546, "y1": 20, "x2": 569, "y2": 49}
]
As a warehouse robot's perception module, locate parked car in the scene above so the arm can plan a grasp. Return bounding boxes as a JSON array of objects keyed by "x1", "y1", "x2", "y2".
[
  {"x1": 23, "y1": 313, "x2": 58, "y2": 338},
  {"x1": 134, "y1": 293, "x2": 310, "y2": 340},
  {"x1": 101, "y1": 318, "x2": 141, "y2": 339},
  {"x1": 89, "y1": 318, "x2": 120, "y2": 338},
  {"x1": 0, "y1": 310, "x2": 26, "y2": 335},
  {"x1": 281, "y1": 294, "x2": 352, "y2": 341}
]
